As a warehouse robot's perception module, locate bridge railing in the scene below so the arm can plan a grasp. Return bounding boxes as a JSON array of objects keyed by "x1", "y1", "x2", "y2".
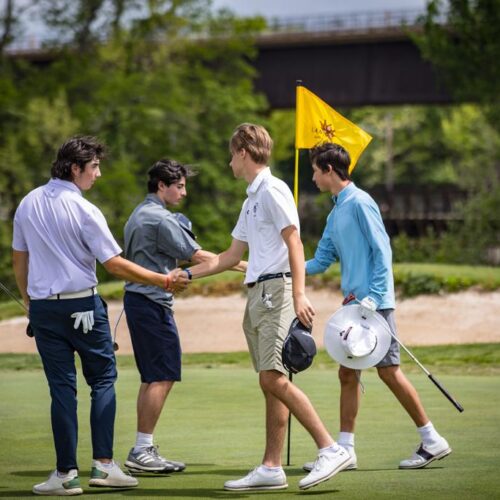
[
  {"x1": 5, "y1": 7, "x2": 447, "y2": 54},
  {"x1": 265, "y1": 8, "x2": 443, "y2": 34}
]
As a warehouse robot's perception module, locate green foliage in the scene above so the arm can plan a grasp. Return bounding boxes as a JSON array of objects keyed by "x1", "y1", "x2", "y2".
[
  {"x1": 0, "y1": 0, "x2": 268, "y2": 290},
  {"x1": 416, "y1": 0, "x2": 500, "y2": 130}
]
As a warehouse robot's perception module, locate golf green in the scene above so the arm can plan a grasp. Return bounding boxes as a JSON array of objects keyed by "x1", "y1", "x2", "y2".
[{"x1": 0, "y1": 365, "x2": 498, "y2": 499}]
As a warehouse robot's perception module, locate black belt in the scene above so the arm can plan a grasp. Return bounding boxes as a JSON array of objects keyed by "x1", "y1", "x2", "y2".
[{"x1": 247, "y1": 272, "x2": 291, "y2": 288}]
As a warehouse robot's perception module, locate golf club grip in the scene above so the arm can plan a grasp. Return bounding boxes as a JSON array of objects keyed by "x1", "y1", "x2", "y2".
[{"x1": 428, "y1": 374, "x2": 464, "y2": 413}]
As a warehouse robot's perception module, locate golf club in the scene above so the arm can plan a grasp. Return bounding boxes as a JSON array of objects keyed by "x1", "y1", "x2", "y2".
[
  {"x1": 286, "y1": 371, "x2": 292, "y2": 466},
  {"x1": 356, "y1": 299, "x2": 464, "y2": 413},
  {"x1": 112, "y1": 307, "x2": 124, "y2": 352},
  {"x1": 0, "y1": 280, "x2": 33, "y2": 337}
]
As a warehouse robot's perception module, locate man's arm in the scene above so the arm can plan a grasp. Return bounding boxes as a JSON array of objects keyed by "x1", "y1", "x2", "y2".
[
  {"x1": 190, "y1": 249, "x2": 247, "y2": 273},
  {"x1": 187, "y1": 239, "x2": 247, "y2": 279},
  {"x1": 281, "y1": 225, "x2": 315, "y2": 328},
  {"x1": 12, "y1": 250, "x2": 30, "y2": 308},
  {"x1": 356, "y1": 201, "x2": 392, "y2": 307},
  {"x1": 102, "y1": 255, "x2": 189, "y2": 293}
]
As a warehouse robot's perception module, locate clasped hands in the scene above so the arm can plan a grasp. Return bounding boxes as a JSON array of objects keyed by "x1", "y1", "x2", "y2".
[{"x1": 164, "y1": 268, "x2": 191, "y2": 293}]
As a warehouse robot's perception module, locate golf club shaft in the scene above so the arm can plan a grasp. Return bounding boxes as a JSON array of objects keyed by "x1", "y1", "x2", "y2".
[
  {"x1": 364, "y1": 302, "x2": 464, "y2": 413},
  {"x1": 0, "y1": 280, "x2": 28, "y2": 312},
  {"x1": 112, "y1": 307, "x2": 124, "y2": 352},
  {"x1": 427, "y1": 373, "x2": 464, "y2": 412},
  {"x1": 286, "y1": 371, "x2": 293, "y2": 466},
  {"x1": 395, "y1": 335, "x2": 464, "y2": 412}
]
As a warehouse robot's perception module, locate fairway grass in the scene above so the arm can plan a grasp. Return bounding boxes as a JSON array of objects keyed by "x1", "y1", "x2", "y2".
[{"x1": 1, "y1": 364, "x2": 499, "y2": 499}]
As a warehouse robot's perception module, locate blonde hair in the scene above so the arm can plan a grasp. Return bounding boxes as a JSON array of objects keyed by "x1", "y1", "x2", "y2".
[{"x1": 230, "y1": 123, "x2": 273, "y2": 164}]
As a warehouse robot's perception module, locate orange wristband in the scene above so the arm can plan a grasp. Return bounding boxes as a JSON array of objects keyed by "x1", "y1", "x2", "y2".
[{"x1": 165, "y1": 275, "x2": 171, "y2": 290}]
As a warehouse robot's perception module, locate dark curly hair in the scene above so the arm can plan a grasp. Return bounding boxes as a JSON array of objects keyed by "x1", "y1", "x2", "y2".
[
  {"x1": 51, "y1": 136, "x2": 106, "y2": 180},
  {"x1": 147, "y1": 159, "x2": 196, "y2": 193}
]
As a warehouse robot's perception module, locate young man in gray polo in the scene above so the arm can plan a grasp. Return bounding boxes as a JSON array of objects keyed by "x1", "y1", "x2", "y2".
[
  {"x1": 12, "y1": 137, "x2": 189, "y2": 496},
  {"x1": 123, "y1": 159, "x2": 246, "y2": 474},
  {"x1": 187, "y1": 123, "x2": 353, "y2": 491}
]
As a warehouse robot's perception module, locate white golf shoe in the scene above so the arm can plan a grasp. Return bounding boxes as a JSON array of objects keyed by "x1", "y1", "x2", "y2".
[
  {"x1": 303, "y1": 446, "x2": 357, "y2": 472},
  {"x1": 33, "y1": 469, "x2": 83, "y2": 496},
  {"x1": 399, "y1": 438, "x2": 452, "y2": 469},
  {"x1": 89, "y1": 460, "x2": 138, "y2": 488},
  {"x1": 224, "y1": 466, "x2": 288, "y2": 491},
  {"x1": 299, "y1": 446, "x2": 354, "y2": 490}
]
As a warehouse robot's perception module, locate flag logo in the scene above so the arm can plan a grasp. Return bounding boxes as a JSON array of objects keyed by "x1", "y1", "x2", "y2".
[{"x1": 319, "y1": 120, "x2": 335, "y2": 141}]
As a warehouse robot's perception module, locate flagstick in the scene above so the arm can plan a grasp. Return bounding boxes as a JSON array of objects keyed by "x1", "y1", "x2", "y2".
[
  {"x1": 286, "y1": 81, "x2": 303, "y2": 467},
  {"x1": 293, "y1": 148, "x2": 300, "y2": 206}
]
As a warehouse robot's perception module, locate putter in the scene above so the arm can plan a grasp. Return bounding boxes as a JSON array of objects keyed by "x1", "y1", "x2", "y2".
[
  {"x1": 357, "y1": 299, "x2": 464, "y2": 413},
  {"x1": 112, "y1": 307, "x2": 124, "y2": 352},
  {"x1": 0, "y1": 280, "x2": 33, "y2": 337}
]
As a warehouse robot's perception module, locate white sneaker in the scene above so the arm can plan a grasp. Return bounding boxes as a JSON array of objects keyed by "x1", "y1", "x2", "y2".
[
  {"x1": 224, "y1": 466, "x2": 288, "y2": 491},
  {"x1": 299, "y1": 446, "x2": 354, "y2": 490},
  {"x1": 303, "y1": 446, "x2": 357, "y2": 472},
  {"x1": 89, "y1": 460, "x2": 139, "y2": 488},
  {"x1": 399, "y1": 438, "x2": 452, "y2": 469},
  {"x1": 33, "y1": 469, "x2": 83, "y2": 496}
]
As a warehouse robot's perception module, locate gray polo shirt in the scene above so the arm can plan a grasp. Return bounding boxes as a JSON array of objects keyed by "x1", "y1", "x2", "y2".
[{"x1": 124, "y1": 194, "x2": 200, "y2": 309}]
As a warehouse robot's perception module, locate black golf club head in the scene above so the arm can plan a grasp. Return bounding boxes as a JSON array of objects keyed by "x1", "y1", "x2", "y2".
[{"x1": 26, "y1": 323, "x2": 34, "y2": 337}]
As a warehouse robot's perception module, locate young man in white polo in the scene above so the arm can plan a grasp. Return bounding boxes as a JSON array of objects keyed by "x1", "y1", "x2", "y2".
[
  {"x1": 187, "y1": 123, "x2": 353, "y2": 491},
  {"x1": 12, "y1": 136, "x2": 189, "y2": 496}
]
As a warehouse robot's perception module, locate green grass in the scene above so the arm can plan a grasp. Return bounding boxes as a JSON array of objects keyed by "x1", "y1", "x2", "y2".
[
  {"x1": 0, "y1": 363, "x2": 499, "y2": 499},
  {"x1": 2, "y1": 343, "x2": 500, "y2": 374},
  {"x1": 393, "y1": 263, "x2": 500, "y2": 286}
]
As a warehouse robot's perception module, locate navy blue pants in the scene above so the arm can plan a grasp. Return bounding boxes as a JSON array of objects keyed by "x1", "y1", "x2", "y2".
[
  {"x1": 30, "y1": 295, "x2": 117, "y2": 472},
  {"x1": 124, "y1": 292, "x2": 182, "y2": 383}
]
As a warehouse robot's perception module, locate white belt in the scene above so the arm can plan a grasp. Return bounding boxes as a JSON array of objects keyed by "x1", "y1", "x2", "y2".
[{"x1": 45, "y1": 287, "x2": 97, "y2": 300}]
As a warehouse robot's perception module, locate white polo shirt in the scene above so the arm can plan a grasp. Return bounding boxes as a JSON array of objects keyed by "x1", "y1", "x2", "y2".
[
  {"x1": 232, "y1": 167, "x2": 299, "y2": 284},
  {"x1": 13, "y1": 178, "x2": 122, "y2": 299}
]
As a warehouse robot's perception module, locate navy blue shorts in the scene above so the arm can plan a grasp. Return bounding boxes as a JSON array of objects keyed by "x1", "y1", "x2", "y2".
[{"x1": 124, "y1": 292, "x2": 181, "y2": 383}]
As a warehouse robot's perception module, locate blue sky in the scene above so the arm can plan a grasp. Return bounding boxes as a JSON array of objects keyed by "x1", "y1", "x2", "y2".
[{"x1": 211, "y1": 0, "x2": 430, "y2": 17}]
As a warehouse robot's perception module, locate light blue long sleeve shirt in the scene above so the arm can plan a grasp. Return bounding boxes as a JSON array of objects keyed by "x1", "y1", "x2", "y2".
[{"x1": 306, "y1": 182, "x2": 395, "y2": 309}]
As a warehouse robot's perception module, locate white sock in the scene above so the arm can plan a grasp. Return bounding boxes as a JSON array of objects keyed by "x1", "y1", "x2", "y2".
[
  {"x1": 418, "y1": 422, "x2": 441, "y2": 445},
  {"x1": 337, "y1": 432, "x2": 355, "y2": 450},
  {"x1": 133, "y1": 432, "x2": 153, "y2": 453},
  {"x1": 319, "y1": 442, "x2": 340, "y2": 454},
  {"x1": 260, "y1": 464, "x2": 283, "y2": 473},
  {"x1": 95, "y1": 460, "x2": 114, "y2": 469},
  {"x1": 57, "y1": 470, "x2": 74, "y2": 478}
]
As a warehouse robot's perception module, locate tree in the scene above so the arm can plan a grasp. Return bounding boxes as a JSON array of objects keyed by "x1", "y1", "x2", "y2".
[
  {"x1": 0, "y1": 0, "x2": 268, "y2": 295},
  {"x1": 415, "y1": 1, "x2": 500, "y2": 262},
  {"x1": 416, "y1": 0, "x2": 500, "y2": 130}
]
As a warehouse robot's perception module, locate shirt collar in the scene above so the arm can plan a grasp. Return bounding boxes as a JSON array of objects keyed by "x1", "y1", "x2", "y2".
[
  {"x1": 247, "y1": 167, "x2": 271, "y2": 196},
  {"x1": 332, "y1": 181, "x2": 356, "y2": 206},
  {"x1": 146, "y1": 193, "x2": 166, "y2": 208},
  {"x1": 48, "y1": 178, "x2": 82, "y2": 196}
]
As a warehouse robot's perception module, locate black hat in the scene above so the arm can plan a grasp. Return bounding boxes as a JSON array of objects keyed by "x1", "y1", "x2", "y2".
[{"x1": 282, "y1": 318, "x2": 316, "y2": 374}]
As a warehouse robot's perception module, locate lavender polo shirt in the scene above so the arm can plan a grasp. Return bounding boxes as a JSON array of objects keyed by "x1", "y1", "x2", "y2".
[{"x1": 12, "y1": 178, "x2": 122, "y2": 299}]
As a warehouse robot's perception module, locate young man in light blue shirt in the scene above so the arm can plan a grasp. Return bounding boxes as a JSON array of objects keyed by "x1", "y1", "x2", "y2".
[{"x1": 304, "y1": 142, "x2": 451, "y2": 471}]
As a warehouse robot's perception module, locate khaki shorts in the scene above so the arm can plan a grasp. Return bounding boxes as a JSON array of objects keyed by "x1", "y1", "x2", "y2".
[{"x1": 243, "y1": 276, "x2": 294, "y2": 375}]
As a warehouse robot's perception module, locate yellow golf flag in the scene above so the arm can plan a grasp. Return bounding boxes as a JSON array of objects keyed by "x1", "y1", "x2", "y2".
[{"x1": 295, "y1": 85, "x2": 372, "y2": 172}]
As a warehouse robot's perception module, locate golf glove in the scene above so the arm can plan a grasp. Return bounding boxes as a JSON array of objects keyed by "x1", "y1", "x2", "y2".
[
  {"x1": 71, "y1": 310, "x2": 94, "y2": 334},
  {"x1": 360, "y1": 296, "x2": 377, "y2": 318}
]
